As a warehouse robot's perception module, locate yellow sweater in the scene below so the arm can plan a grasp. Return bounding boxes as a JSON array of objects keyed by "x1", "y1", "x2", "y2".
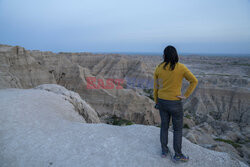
[{"x1": 154, "y1": 62, "x2": 198, "y2": 103}]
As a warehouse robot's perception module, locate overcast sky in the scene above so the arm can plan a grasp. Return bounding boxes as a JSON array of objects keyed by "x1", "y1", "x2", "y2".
[{"x1": 0, "y1": 0, "x2": 250, "y2": 54}]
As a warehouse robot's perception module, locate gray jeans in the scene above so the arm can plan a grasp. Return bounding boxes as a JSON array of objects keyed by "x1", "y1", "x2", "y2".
[{"x1": 158, "y1": 98, "x2": 183, "y2": 155}]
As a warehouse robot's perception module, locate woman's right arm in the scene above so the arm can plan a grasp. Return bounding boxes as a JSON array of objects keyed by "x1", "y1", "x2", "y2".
[{"x1": 153, "y1": 67, "x2": 159, "y2": 104}]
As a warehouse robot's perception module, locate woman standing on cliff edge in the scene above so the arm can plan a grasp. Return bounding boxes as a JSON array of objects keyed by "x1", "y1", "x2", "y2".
[{"x1": 154, "y1": 45, "x2": 198, "y2": 162}]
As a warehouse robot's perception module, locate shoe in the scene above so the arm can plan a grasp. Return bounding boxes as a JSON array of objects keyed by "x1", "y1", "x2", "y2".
[
  {"x1": 161, "y1": 147, "x2": 170, "y2": 158},
  {"x1": 172, "y1": 153, "x2": 189, "y2": 162},
  {"x1": 161, "y1": 151, "x2": 168, "y2": 158}
]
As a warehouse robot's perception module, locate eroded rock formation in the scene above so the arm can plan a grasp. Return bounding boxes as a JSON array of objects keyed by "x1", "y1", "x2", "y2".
[{"x1": 0, "y1": 44, "x2": 249, "y2": 164}]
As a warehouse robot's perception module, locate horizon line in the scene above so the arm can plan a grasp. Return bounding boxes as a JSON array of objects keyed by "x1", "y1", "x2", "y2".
[{"x1": 1, "y1": 44, "x2": 250, "y2": 57}]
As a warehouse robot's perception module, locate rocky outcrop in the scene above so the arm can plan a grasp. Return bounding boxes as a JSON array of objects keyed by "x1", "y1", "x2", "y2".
[{"x1": 35, "y1": 84, "x2": 100, "y2": 123}]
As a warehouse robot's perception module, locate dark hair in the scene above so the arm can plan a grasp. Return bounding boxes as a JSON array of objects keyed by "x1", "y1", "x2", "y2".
[{"x1": 161, "y1": 45, "x2": 179, "y2": 71}]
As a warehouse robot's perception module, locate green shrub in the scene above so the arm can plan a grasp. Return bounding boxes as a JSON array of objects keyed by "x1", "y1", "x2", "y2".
[
  {"x1": 237, "y1": 139, "x2": 250, "y2": 144},
  {"x1": 185, "y1": 114, "x2": 191, "y2": 119},
  {"x1": 108, "y1": 115, "x2": 134, "y2": 126},
  {"x1": 214, "y1": 138, "x2": 242, "y2": 148},
  {"x1": 183, "y1": 124, "x2": 190, "y2": 129}
]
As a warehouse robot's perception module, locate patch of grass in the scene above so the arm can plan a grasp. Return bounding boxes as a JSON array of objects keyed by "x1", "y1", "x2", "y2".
[
  {"x1": 214, "y1": 138, "x2": 242, "y2": 148},
  {"x1": 107, "y1": 115, "x2": 134, "y2": 126},
  {"x1": 183, "y1": 124, "x2": 190, "y2": 129},
  {"x1": 245, "y1": 139, "x2": 250, "y2": 143},
  {"x1": 238, "y1": 139, "x2": 250, "y2": 144},
  {"x1": 185, "y1": 114, "x2": 192, "y2": 119}
]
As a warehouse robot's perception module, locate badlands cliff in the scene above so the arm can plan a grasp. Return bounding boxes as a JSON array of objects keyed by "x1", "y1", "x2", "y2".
[
  {"x1": 0, "y1": 44, "x2": 160, "y2": 125},
  {"x1": 0, "y1": 44, "x2": 249, "y2": 164}
]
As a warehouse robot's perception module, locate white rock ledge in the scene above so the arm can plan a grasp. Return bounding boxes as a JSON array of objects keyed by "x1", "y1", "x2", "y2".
[{"x1": 0, "y1": 88, "x2": 247, "y2": 167}]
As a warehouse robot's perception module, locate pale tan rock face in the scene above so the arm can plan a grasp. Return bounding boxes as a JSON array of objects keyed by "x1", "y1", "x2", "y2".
[
  {"x1": 183, "y1": 87, "x2": 250, "y2": 124},
  {"x1": 0, "y1": 46, "x2": 56, "y2": 88},
  {"x1": 0, "y1": 45, "x2": 160, "y2": 125}
]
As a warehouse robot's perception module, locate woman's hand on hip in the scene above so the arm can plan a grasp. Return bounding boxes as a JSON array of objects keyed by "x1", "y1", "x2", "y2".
[
  {"x1": 154, "y1": 103, "x2": 160, "y2": 109},
  {"x1": 176, "y1": 95, "x2": 187, "y2": 100}
]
